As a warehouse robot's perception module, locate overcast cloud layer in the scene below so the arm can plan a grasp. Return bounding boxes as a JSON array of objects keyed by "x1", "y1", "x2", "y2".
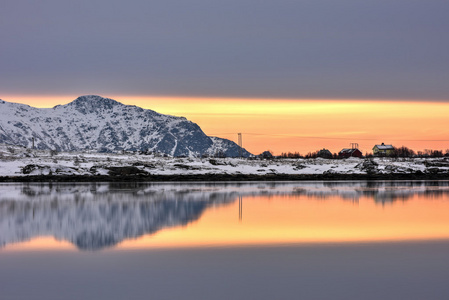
[{"x1": 1, "y1": 0, "x2": 448, "y2": 100}]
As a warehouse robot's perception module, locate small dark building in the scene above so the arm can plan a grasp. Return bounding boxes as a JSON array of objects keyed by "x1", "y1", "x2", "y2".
[
  {"x1": 317, "y1": 148, "x2": 333, "y2": 159},
  {"x1": 258, "y1": 150, "x2": 274, "y2": 159},
  {"x1": 339, "y1": 148, "x2": 363, "y2": 158}
]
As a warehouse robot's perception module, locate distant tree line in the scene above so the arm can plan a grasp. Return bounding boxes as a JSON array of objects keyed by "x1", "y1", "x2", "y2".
[
  {"x1": 280, "y1": 152, "x2": 302, "y2": 158},
  {"x1": 279, "y1": 151, "x2": 339, "y2": 159},
  {"x1": 279, "y1": 147, "x2": 449, "y2": 159}
]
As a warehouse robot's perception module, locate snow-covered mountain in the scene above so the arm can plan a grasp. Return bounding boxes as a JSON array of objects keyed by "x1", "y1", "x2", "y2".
[{"x1": 0, "y1": 95, "x2": 251, "y2": 157}]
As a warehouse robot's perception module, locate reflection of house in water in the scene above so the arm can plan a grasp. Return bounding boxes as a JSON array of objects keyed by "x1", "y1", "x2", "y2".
[{"x1": 299, "y1": 181, "x2": 449, "y2": 203}]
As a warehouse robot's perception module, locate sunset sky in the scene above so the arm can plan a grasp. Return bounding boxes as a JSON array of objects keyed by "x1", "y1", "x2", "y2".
[{"x1": 1, "y1": 0, "x2": 448, "y2": 155}]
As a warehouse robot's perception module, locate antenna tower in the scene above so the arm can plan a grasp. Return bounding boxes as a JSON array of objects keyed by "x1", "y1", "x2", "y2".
[{"x1": 238, "y1": 133, "x2": 243, "y2": 158}]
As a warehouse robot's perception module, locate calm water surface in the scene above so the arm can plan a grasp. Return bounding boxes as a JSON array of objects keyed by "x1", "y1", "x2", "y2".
[{"x1": 1, "y1": 181, "x2": 449, "y2": 299}]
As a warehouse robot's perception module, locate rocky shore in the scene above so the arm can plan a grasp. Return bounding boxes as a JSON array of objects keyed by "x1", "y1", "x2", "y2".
[{"x1": 1, "y1": 171, "x2": 448, "y2": 182}]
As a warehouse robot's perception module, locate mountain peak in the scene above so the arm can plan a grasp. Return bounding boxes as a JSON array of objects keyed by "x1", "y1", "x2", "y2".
[
  {"x1": 68, "y1": 95, "x2": 121, "y2": 113},
  {"x1": 75, "y1": 94, "x2": 113, "y2": 101},
  {"x1": 0, "y1": 95, "x2": 252, "y2": 157}
]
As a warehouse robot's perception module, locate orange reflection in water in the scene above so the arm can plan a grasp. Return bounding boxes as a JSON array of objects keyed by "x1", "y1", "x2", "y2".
[
  {"x1": 2, "y1": 236, "x2": 76, "y2": 252},
  {"x1": 116, "y1": 193, "x2": 449, "y2": 250},
  {"x1": 3, "y1": 193, "x2": 449, "y2": 252}
]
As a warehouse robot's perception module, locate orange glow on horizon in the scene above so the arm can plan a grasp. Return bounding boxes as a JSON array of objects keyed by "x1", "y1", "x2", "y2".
[{"x1": 2, "y1": 94, "x2": 448, "y2": 155}]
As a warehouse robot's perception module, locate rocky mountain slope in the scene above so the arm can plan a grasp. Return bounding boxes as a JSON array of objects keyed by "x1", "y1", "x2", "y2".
[{"x1": 0, "y1": 95, "x2": 251, "y2": 157}]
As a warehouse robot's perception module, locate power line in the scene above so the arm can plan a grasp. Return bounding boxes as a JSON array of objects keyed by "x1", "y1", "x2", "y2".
[{"x1": 207, "y1": 132, "x2": 449, "y2": 142}]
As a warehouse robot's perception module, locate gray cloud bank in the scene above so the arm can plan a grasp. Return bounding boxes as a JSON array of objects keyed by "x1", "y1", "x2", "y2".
[{"x1": 1, "y1": 0, "x2": 448, "y2": 100}]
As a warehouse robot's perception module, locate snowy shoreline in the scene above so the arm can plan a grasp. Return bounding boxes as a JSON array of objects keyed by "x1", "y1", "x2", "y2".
[
  {"x1": 1, "y1": 173, "x2": 449, "y2": 182},
  {"x1": 1, "y1": 144, "x2": 449, "y2": 181}
]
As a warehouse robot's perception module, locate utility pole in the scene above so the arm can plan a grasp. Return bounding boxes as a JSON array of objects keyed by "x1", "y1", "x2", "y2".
[
  {"x1": 32, "y1": 137, "x2": 35, "y2": 150},
  {"x1": 350, "y1": 143, "x2": 358, "y2": 149},
  {"x1": 238, "y1": 133, "x2": 243, "y2": 158}
]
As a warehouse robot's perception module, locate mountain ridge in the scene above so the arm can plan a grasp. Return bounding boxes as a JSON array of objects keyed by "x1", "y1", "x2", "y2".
[{"x1": 0, "y1": 95, "x2": 251, "y2": 157}]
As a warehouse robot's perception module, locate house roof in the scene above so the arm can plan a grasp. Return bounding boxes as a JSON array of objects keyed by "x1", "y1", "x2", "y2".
[
  {"x1": 374, "y1": 143, "x2": 394, "y2": 150},
  {"x1": 318, "y1": 149, "x2": 332, "y2": 154},
  {"x1": 339, "y1": 148, "x2": 360, "y2": 154}
]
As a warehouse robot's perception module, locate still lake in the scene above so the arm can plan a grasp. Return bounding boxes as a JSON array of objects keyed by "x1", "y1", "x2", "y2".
[{"x1": 1, "y1": 181, "x2": 449, "y2": 299}]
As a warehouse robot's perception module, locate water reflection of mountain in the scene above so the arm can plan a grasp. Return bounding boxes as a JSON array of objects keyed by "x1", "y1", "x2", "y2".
[
  {"x1": 0, "y1": 183, "x2": 241, "y2": 250},
  {"x1": 1, "y1": 181, "x2": 449, "y2": 250}
]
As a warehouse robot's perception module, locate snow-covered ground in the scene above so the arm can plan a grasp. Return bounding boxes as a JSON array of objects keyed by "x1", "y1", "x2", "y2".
[{"x1": 0, "y1": 143, "x2": 448, "y2": 177}]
